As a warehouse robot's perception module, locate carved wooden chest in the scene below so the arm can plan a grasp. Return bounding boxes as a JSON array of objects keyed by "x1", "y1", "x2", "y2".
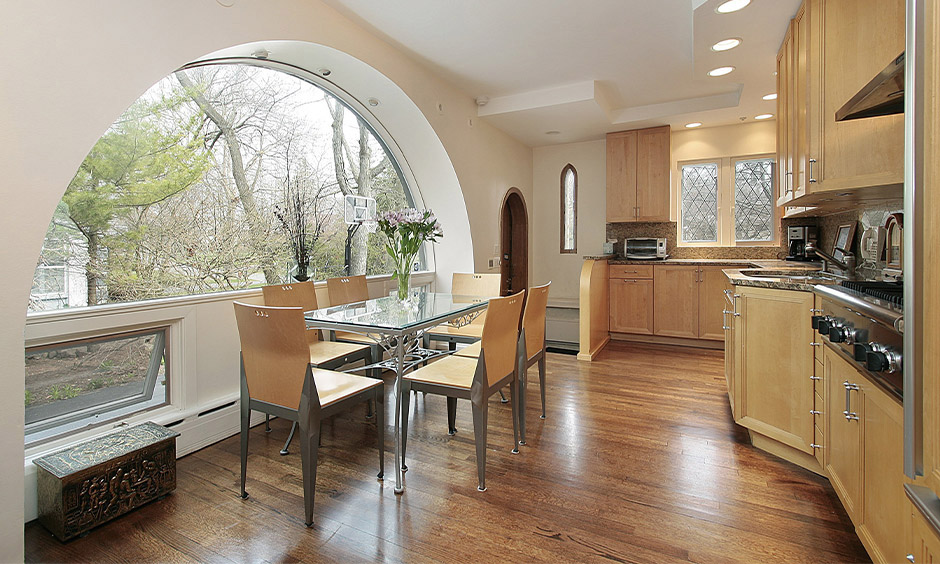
[{"x1": 33, "y1": 422, "x2": 180, "y2": 541}]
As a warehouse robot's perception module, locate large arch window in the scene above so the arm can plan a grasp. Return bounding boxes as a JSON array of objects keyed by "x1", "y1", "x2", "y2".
[
  {"x1": 30, "y1": 61, "x2": 420, "y2": 312},
  {"x1": 560, "y1": 164, "x2": 577, "y2": 253}
]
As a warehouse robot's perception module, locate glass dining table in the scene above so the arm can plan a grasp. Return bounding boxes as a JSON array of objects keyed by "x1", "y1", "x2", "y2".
[{"x1": 304, "y1": 291, "x2": 490, "y2": 494}]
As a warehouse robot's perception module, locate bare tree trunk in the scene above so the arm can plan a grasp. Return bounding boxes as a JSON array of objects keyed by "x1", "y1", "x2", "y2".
[
  {"x1": 85, "y1": 232, "x2": 99, "y2": 306},
  {"x1": 349, "y1": 122, "x2": 373, "y2": 275},
  {"x1": 175, "y1": 71, "x2": 278, "y2": 283}
]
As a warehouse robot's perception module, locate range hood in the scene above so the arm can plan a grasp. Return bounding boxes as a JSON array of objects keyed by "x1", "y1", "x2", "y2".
[{"x1": 835, "y1": 52, "x2": 905, "y2": 121}]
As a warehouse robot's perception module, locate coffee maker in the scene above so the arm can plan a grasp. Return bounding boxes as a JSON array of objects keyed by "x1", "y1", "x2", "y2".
[{"x1": 786, "y1": 226, "x2": 818, "y2": 261}]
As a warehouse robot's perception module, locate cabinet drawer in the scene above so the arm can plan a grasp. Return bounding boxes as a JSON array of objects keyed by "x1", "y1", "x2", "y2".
[
  {"x1": 814, "y1": 366, "x2": 825, "y2": 398},
  {"x1": 814, "y1": 392, "x2": 825, "y2": 427},
  {"x1": 610, "y1": 265, "x2": 654, "y2": 279},
  {"x1": 814, "y1": 424, "x2": 824, "y2": 465}
]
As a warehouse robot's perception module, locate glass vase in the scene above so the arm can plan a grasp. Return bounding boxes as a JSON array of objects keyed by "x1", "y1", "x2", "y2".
[{"x1": 396, "y1": 269, "x2": 411, "y2": 301}]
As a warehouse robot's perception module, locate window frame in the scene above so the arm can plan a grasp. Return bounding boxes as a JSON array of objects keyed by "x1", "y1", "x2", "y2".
[
  {"x1": 560, "y1": 163, "x2": 578, "y2": 254},
  {"x1": 677, "y1": 153, "x2": 778, "y2": 247}
]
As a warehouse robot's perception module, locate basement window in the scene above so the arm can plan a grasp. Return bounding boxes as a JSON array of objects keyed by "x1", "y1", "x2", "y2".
[
  {"x1": 678, "y1": 154, "x2": 777, "y2": 246},
  {"x1": 25, "y1": 328, "x2": 169, "y2": 446}
]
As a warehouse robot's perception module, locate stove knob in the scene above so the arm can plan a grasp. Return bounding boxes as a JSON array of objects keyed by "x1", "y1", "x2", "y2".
[
  {"x1": 854, "y1": 343, "x2": 873, "y2": 362},
  {"x1": 818, "y1": 318, "x2": 832, "y2": 335},
  {"x1": 812, "y1": 315, "x2": 823, "y2": 330},
  {"x1": 867, "y1": 350, "x2": 890, "y2": 372},
  {"x1": 829, "y1": 325, "x2": 846, "y2": 343}
]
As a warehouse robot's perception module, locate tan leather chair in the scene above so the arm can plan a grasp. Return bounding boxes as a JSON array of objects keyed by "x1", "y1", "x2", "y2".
[
  {"x1": 456, "y1": 282, "x2": 551, "y2": 445},
  {"x1": 234, "y1": 302, "x2": 384, "y2": 527},
  {"x1": 400, "y1": 290, "x2": 525, "y2": 491},
  {"x1": 422, "y1": 273, "x2": 501, "y2": 350},
  {"x1": 262, "y1": 282, "x2": 378, "y2": 453}
]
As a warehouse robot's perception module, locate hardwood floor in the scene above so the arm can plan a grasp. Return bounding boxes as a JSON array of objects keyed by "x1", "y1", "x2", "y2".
[{"x1": 25, "y1": 342, "x2": 871, "y2": 563}]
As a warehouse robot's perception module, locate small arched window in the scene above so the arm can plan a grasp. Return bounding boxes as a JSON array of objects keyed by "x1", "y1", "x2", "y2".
[{"x1": 560, "y1": 164, "x2": 577, "y2": 253}]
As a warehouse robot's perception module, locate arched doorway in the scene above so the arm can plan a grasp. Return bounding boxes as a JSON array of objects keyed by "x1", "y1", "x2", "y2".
[{"x1": 500, "y1": 188, "x2": 528, "y2": 295}]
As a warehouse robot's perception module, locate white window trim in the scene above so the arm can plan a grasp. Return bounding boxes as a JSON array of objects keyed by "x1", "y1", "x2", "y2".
[{"x1": 677, "y1": 153, "x2": 778, "y2": 247}]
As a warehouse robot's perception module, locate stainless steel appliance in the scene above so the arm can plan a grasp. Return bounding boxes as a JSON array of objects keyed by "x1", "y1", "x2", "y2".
[
  {"x1": 813, "y1": 281, "x2": 904, "y2": 400},
  {"x1": 624, "y1": 237, "x2": 667, "y2": 260},
  {"x1": 786, "y1": 225, "x2": 818, "y2": 261}
]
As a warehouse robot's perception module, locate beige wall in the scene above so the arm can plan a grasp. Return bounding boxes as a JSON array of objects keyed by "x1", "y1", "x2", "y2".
[
  {"x1": 0, "y1": 2, "x2": 531, "y2": 559},
  {"x1": 670, "y1": 121, "x2": 777, "y2": 221}
]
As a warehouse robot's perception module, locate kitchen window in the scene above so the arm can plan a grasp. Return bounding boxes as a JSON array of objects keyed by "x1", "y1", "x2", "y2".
[
  {"x1": 560, "y1": 164, "x2": 577, "y2": 253},
  {"x1": 678, "y1": 154, "x2": 777, "y2": 246}
]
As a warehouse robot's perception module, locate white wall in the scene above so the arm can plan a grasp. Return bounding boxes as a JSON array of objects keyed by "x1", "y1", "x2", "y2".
[
  {"x1": 532, "y1": 140, "x2": 607, "y2": 342},
  {"x1": 0, "y1": 2, "x2": 532, "y2": 560}
]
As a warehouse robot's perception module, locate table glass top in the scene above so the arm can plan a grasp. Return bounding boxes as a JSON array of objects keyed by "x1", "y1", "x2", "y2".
[{"x1": 305, "y1": 292, "x2": 490, "y2": 331}]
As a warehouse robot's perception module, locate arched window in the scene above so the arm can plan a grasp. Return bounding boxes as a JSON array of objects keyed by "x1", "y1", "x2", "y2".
[
  {"x1": 29, "y1": 61, "x2": 421, "y2": 312},
  {"x1": 560, "y1": 164, "x2": 577, "y2": 253}
]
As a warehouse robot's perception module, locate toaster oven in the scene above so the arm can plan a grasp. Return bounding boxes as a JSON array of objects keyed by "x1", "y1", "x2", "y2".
[{"x1": 624, "y1": 238, "x2": 668, "y2": 260}]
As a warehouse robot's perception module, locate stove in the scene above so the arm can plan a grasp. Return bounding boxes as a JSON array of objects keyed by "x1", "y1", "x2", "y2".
[{"x1": 812, "y1": 281, "x2": 903, "y2": 399}]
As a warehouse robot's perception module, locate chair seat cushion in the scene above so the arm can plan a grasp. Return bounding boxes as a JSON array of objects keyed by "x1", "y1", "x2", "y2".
[
  {"x1": 313, "y1": 368, "x2": 382, "y2": 408},
  {"x1": 334, "y1": 331, "x2": 378, "y2": 345},
  {"x1": 404, "y1": 355, "x2": 478, "y2": 390},
  {"x1": 308, "y1": 340, "x2": 370, "y2": 366},
  {"x1": 425, "y1": 322, "x2": 484, "y2": 340},
  {"x1": 453, "y1": 341, "x2": 481, "y2": 358}
]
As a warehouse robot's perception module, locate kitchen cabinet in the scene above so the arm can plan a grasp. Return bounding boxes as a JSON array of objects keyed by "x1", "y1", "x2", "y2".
[
  {"x1": 911, "y1": 503, "x2": 940, "y2": 564},
  {"x1": 609, "y1": 278, "x2": 654, "y2": 335},
  {"x1": 826, "y1": 346, "x2": 863, "y2": 520},
  {"x1": 606, "y1": 126, "x2": 670, "y2": 222},
  {"x1": 734, "y1": 286, "x2": 815, "y2": 454},
  {"x1": 776, "y1": 0, "x2": 905, "y2": 208},
  {"x1": 723, "y1": 288, "x2": 739, "y2": 418},
  {"x1": 653, "y1": 265, "x2": 730, "y2": 341}
]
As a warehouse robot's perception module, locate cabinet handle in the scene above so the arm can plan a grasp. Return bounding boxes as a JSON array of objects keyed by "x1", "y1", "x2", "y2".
[
  {"x1": 843, "y1": 381, "x2": 860, "y2": 421},
  {"x1": 809, "y1": 158, "x2": 817, "y2": 183},
  {"x1": 907, "y1": 554, "x2": 915, "y2": 563},
  {"x1": 810, "y1": 376, "x2": 822, "y2": 381},
  {"x1": 810, "y1": 410, "x2": 821, "y2": 415},
  {"x1": 810, "y1": 342, "x2": 822, "y2": 347},
  {"x1": 810, "y1": 308, "x2": 823, "y2": 314},
  {"x1": 786, "y1": 171, "x2": 793, "y2": 194},
  {"x1": 810, "y1": 443, "x2": 822, "y2": 450}
]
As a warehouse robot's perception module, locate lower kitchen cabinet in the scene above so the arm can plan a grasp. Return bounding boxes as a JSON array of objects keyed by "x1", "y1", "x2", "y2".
[
  {"x1": 911, "y1": 502, "x2": 940, "y2": 564},
  {"x1": 826, "y1": 347, "x2": 864, "y2": 520},
  {"x1": 609, "y1": 278, "x2": 653, "y2": 334},
  {"x1": 734, "y1": 285, "x2": 815, "y2": 454},
  {"x1": 699, "y1": 266, "x2": 732, "y2": 340},
  {"x1": 653, "y1": 265, "x2": 699, "y2": 338}
]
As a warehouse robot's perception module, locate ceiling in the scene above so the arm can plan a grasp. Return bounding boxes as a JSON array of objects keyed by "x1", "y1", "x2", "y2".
[{"x1": 321, "y1": 0, "x2": 802, "y2": 147}]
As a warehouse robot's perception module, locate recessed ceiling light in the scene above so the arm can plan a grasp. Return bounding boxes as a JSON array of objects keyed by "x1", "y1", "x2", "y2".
[
  {"x1": 317, "y1": 68, "x2": 332, "y2": 76},
  {"x1": 707, "y1": 66, "x2": 735, "y2": 77},
  {"x1": 762, "y1": 93, "x2": 778, "y2": 101},
  {"x1": 545, "y1": 130, "x2": 561, "y2": 135},
  {"x1": 685, "y1": 122, "x2": 703, "y2": 128},
  {"x1": 754, "y1": 113, "x2": 774, "y2": 120},
  {"x1": 716, "y1": 0, "x2": 751, "y2": 14},
  {"x1": 368, "y1": 98, "x2": 380, "y2": 107},
  {"x1": 711, "y1": 38, "x2": 742, "y2": 52}
]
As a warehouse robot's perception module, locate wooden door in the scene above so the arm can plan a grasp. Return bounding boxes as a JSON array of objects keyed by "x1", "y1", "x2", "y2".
[
  {"x1": 809, "y1": 0, "x2": 905, "y2": 194},
  {"x1": 635, "y1": 126, "x2": 671, "y2": 222},
  {"x1": 698, "y1": 266, "x2": 731, "y2": 341},
  {"x1": 825, "y1": 346, "x2": 863, "y2": 521},
  {"x1": 653, "y1": 265, "x2": 698, "y2": 338},
  {"x1": 499, "y1": 189, "x2": 528, "y2": 295},
  {"x1": 776, "y1": 21, "x2": 793, "y2": 203},
  {"x1": 737, "y1": 287, "x2": 815, "y2": 453},
  {"x1": 859, "y1": 384, "x2": 905, "y2": 563},
  {"x1": 606, "y1": 131, "x2": 638, "y2": 222},
  {"x1": 608, "y1": 278, "x2": 653, "y2": 335}
]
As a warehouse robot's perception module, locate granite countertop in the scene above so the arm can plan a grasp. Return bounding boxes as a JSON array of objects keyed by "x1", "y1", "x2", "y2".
[{"x1": 583, "y1": 255, "x2": 836, "y2": 291}]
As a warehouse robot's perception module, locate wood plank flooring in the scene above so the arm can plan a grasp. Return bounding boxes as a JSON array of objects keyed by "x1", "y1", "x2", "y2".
[{"x1": 24, "y1": 342, "x2": 871, "y2": 563}]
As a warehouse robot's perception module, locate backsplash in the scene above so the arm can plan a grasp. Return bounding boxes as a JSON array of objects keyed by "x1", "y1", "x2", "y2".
[{"x1": 605, "y1": 199, "x2": 904, "y2": 263}]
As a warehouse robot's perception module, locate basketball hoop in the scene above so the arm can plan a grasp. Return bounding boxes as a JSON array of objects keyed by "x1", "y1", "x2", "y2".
[{"x1": 344, "y1": 194, "x2": 377, "y2": 225}]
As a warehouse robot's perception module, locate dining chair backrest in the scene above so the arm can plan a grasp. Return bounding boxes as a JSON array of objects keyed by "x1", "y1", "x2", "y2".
[
  {"x1": 326, "y1": 275, "x2": 369, "y2": 306},
  {"x1": 452, "y1": 272, "x2": 501, "y2": 297},
  {"x1": 522, "y1": 282, "x2": 551, "y2": 360},
  {"x1": 262, "y1": 282, "x2": 321, "y2": 342},
  {"x1": 480, "y1": 290, "x2": 525, "y2": 386},
  {"x1": 234, "y1": 302, "x2": 309, "y2": 410}
]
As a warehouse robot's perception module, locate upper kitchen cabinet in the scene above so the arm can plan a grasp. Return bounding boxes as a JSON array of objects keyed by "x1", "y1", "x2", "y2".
[
  {"x1": 777, "y1": 0, "x2": 905, "y2": 207},
  {"x1": 606, "y1": 126, "x2": 671, "y2": 222}
]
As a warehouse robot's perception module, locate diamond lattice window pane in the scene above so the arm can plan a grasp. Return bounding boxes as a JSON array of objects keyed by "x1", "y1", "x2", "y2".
[
  {"x1": 681, "y1": 163, "x2": 719, "y2": 242},
  {"x1": 734, "y1": 159, "x2": 774, "y2": 242}
]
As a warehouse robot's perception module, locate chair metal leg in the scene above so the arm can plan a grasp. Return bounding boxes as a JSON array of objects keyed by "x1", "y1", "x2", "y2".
[
  {"x1": 264, "y1": 414, "x2": 271, "y2": 433},
  {"x1": 498, "y1": 389, "x2": 509, "y2": 404},
  {"x1": 298, "y1": 413, "x2": 321, "y2": 528},
  {"x1": 509, "y1": 377, "x2": 521, "y2": 453},
  {"x1": 239, "y1": 385, "x2": 250, "y2": 499},
  {"x1": 376, "y1": 387, "x2": 385, "y2": 480},
  {"x1": 280, "y1": 422, "x2": 297, "y2": 456},
  {"x1": 400, "y1": 380, "x2": 412, "y2": 472},
  {"x1": 538, "y1": 355, "x2": 547, "y2": 419},
  {"x1": 448, "y1": 341, "x2": 457, "y2": 351},
  {"x1": 471, "y1": 401, "x2": 488, "y2": 491},
  {"x1": 447, "y1": 396, "x2": 458, "y2": 435},
  {"x1": 519, "y1": 366, "x2": 527, "y2": 446}
]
